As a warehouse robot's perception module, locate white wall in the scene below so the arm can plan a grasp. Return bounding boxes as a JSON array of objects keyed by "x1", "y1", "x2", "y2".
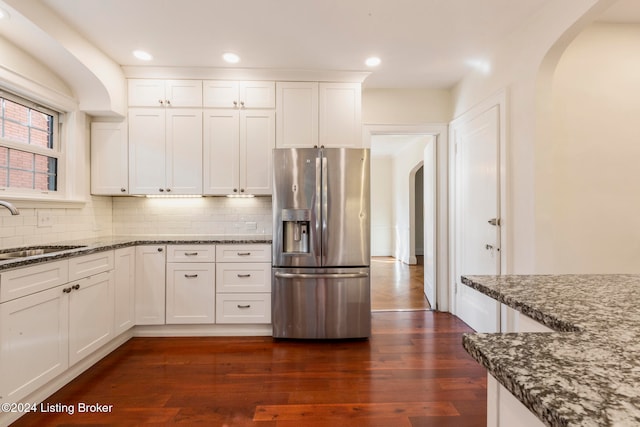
[
  {"x1": 0, "y1": 36, "x2": 114, "y2": 250},
  {"x1": 371, "y1": 155, "x2": 394, "y2": 256},
  {"x1": 535, "y1": 22, "x2": 640, "y2": 273},
  {"x1": 362, "y1": 88, "x2": 453, "y2": 124},
  {"x1": 392, "y1": 137, "x2": 430, "y2": 264},
  {"x1": 451, "y1": 0, "x2": 616, "y2": 274}
]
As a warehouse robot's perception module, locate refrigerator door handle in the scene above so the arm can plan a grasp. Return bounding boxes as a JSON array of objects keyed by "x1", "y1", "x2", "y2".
[
  {"x1": 274, "y1": 272, "x2": 369, "y2": 279},
  {"x1": 321, "y1": 154, "x2": 328, "y2": 265}
]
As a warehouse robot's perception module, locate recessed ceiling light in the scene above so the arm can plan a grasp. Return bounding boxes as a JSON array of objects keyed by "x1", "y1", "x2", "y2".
[
  {"x1": 133, "y1": 50, "x2": 153, "y2": 61},
  {"x1": 223, "y1": 52, "x2": 240, "y2": 64},
  {"x1": 365, "y1": 57, "x2": 381, "y2": 67}
]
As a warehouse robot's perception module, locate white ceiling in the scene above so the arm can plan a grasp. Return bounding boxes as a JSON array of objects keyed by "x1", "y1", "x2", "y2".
[
  {"x1": 1, "y1": 0, "x2": 638, "y2": 91},
  {"x1": 35, "y1": 0, "x2": 562, "y2": 89}
]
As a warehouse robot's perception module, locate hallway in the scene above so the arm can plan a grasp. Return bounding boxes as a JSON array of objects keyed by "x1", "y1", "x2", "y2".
[{"x1": 371, "y1": 256, "x2": 431, "y2": 311}]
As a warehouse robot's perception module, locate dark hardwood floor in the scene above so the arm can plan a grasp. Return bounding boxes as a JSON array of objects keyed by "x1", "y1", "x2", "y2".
[{"x1": 12, "y1": 311, "x2": 486, "y2": 426}]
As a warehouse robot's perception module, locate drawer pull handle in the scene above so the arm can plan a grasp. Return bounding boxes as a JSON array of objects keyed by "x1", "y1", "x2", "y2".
[
  {"x1": 72, "y1": 284, "x2": 80, "y2": 290},
  {"x1": 237, "y1": 274, "x2": 251, "y2": 278},
  {"x1": 184, "y1": 252, "x2": 199, "y2": 256},
  {"x1": 184, "y1": 274, "x2": 199, "y2": 278},
  {"x1": 237, "y1": 304, "x2": 251, "y2": 309},
  {"x1": 237, "y1": 252, "x2": 251, "y2": 256}
]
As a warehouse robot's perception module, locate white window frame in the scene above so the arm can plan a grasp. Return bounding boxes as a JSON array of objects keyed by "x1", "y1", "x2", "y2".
[{"x1": 0, "y1": 88, "x2": 67, "y2": 201}]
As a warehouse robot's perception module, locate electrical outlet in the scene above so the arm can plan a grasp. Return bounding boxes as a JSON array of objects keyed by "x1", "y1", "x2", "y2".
[
  {"x1": 245, "y1": 221, "x2": 257, "y2": 230},
  {"x1": 37, "y1": 211, "x2": 54, "y2": 228}
]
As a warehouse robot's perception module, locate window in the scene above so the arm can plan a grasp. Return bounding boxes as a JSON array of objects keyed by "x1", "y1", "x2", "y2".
[{"x1": 0, "y1": 91, "x2": 60, "y2": 193}]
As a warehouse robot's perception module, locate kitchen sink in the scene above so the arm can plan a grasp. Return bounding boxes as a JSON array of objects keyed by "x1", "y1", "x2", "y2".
[{"x1": 0, "y1": 245, "x2": 87, "y2": 260}]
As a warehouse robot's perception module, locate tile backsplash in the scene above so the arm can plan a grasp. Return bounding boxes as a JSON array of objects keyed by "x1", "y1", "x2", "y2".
[
  {"x1": 0, "y1": 196, "x2": 272, "y2": 249},
  {"x1": 111, "y1": 196, "x2": 272, "y2": 237},
  {"x1": 0, "y1": 196, "x2": 113, "y2": 249}
]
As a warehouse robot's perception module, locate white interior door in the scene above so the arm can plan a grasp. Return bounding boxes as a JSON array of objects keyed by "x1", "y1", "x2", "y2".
[
  {"x1": 454, "y1": 105, "x2": 501, "y2": 332},
  {"x1": 423, "y1": 139, "x2": 437, "y2": 308}
]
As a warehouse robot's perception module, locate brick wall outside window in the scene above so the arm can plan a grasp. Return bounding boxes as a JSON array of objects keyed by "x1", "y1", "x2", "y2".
[{"x1": 0, "y1": 94, "x2": 57, "y2": 191}]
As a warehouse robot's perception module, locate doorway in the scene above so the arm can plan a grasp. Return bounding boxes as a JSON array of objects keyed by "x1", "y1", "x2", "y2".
[{"x1": 368, "y1": 132, "x2": 437, "y2": 311}]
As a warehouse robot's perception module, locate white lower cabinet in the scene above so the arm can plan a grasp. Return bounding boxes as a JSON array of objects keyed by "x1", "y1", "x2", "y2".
[
  {"x1": 0, "y1": 284, "x2": 69, "y2": 404},
  {"x1": 0, "y1": 251, "x2": 116, "y2": 406},
  {"x1": 68, "y1": 271, "x2": 114, "y2": 366},
  {"x1": 166, "y1": 263, "x2": 215, "y2": 324},
  {"x1": 166, "y1": 245, "x2": 216, "y2": 324},
  {"x1": 215, "y1": 245, "x2": 271, "y2": 324},
  {"x1": 135, "y1": 246, "x2": 166, "y2": 325},
  {"x1": 114, "y1": 247, "x2": 136, "y2": 335}
]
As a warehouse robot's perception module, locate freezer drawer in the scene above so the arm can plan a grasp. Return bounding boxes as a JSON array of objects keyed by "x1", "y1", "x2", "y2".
[{"x1": 272, "y1": 267, "x2": 371, "y2": 339}]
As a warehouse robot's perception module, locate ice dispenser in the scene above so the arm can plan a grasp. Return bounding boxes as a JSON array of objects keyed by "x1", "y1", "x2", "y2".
[{"x1": 282, "y1": 209, "x2": 310, "y2": 254}]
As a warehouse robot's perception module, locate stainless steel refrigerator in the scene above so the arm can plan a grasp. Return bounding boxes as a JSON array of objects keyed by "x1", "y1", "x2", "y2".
[{"x1": 272, "y1": 147, "x2": 371, "y2": 339}]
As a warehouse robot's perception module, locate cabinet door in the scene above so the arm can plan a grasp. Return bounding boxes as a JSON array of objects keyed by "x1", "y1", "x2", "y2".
[
  {"x1": 240, "y1": 110, "x2": 275, "y2": 195},
  {"x1": 166, "y1": 263, "x2": 215, "y2": 324},
  {"x1": 68, "y1": 271, "x2": 114, "y2": 366},
  {"x1": 319, "y1": 82, "x2": 362, "y2": 148},
  {"x1": 114, "y1": 247, "x2": 135, "y2": 336},
  {"x1": 203, "y1": 80, "x2": 240, "y2": 108},
  {"x1": 203, "y1": 109, "x2": 240, "y2": 195},
  {"x1": 128, "y1": 79, "x2": 166, "y2": 107},
  {"x1": 135, "y1": 246, "x2": 166, "y2": 325},
  {"x1": 0, "y1": 285, "x2": 68, "y2": 403},
  {"x1": 240, "y1": 81, "x2": 275, "y2": 109},
  {"x1": 129, "y1": 108, "x2": 166, "y2": 194},
  {"x1": 165, "y1": 80, "x2": 202, "y2": 107},
  {"x1": 90, "y1": 121, "x2": 129, "y2": 195},
  {"x1": 275, "y1": 82, "x2": 318, "y2": 148},
  {"x1": 165, "y1": 109, "x2": 203, "y2": 194}
]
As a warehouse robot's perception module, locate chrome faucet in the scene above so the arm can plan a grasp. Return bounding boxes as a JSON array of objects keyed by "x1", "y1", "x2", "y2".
[{"x1": 0, "y1": 200, "x2": 19, "y2": 215}]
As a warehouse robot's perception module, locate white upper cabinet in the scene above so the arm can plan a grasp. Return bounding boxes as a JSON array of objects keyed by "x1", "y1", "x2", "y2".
[
  {"x1": 90, "y1": 121, "x2": 129, "y2": 195},
  {"x1": 203, "y1": 109, "x2": 275, "y2": 195},
  {"x1": 204, "y1": 80, "x2": 275, "y2": 109},
  {"x1": 129, "y1": 108, "x2": 203, "y2": 195},
  {"x1": 319, "y1": 82, "x2": 362, "y2": 148},
  {"x1": 128, "y1": 79, "x2": 202, "y2": 107},
  {"x1": 276, "y1": 82, "x2": 319, "y2": 148},
  {"x1": 276, "y1": 81, "x2": 362, "y2": 148}
]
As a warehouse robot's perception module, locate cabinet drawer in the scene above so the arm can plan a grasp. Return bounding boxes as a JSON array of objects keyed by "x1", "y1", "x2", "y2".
[
  {"x1": 216, "y1": 263, "x2": 271, "y2": 293},
  {"x1": 167, "y1": 245, "x2": 216, "y2": 263},
  {"x1": 0, "y1": 260, "x2": 69, "y2": 303},
  {"x1": 215, "y1": 293, "x2": 271, "y2": 324},
  {"x1": 68, "y1": 251, "x2": 114, "y2": 281},
  {"x1": 216, "y1": 244, "x2": 271, "y2": 263}
]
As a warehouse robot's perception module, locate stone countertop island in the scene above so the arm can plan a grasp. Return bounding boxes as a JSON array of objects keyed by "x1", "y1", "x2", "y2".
[{"x1": 461, "y1": 274, "x2": 640, "y2": 427}]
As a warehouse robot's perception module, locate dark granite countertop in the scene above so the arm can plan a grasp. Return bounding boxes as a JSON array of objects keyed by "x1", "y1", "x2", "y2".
[
  {"x1": 0, "y1": 235, "x2": 272, "y2": 271},
  {"x1": 461, "y1": 274, "x2": 640, "y2": 427}
]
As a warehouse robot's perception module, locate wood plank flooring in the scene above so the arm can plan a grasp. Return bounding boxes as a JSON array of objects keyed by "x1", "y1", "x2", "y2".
[
  {"x1": 371, "y1": 256, "x2": 431, "y2": 311},
  {"x1": 11, "y1": 311, "x2": 486, "y2": 426}
]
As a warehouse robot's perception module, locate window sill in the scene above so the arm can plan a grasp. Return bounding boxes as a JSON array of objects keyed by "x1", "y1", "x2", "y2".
[{"x1": 0, "y1": 194, "x2": 87, "y2": 209}]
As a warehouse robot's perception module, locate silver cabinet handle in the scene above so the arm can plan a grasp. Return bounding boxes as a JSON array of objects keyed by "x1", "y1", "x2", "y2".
[
  {"x1": 159, "y1": 188, "x2": 164, "y2": 192},
  {"x1": 184, "y1": 274, "x2": 198, "y2": 278},
  {"x1": 237, "y1": 304, "x2": 251, "y2": 309},
  {"x1": 237, "y1": 274, "x2": 251, "y2": 278},
  {"x1": 233, "y1": 101, "x2": 238, "y2": 107},
  {"x1": 240, "y1": 101, "x2": 245, "y2": 108},
  {"x1": 166, "y1": 188, "x2": 171, "y2": 192},
  {"x1": 184, "y1": 252, "x2": 198, "y2": 256},
  {"x1": 158, "y1": 99, "x2": 164, "y2": 105},
  {"x1": 120, "y1": 188, "x2": 126, "y2": 192},
  {"x1": 274, "y1": 272, "x2": 369, "y2": 279},
  {"x1": 237, "y1": 252, "x2": 251, "y2": 256},
  {"x1": 166, "y1": 99, "x2": 171, "y2": 106}
]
